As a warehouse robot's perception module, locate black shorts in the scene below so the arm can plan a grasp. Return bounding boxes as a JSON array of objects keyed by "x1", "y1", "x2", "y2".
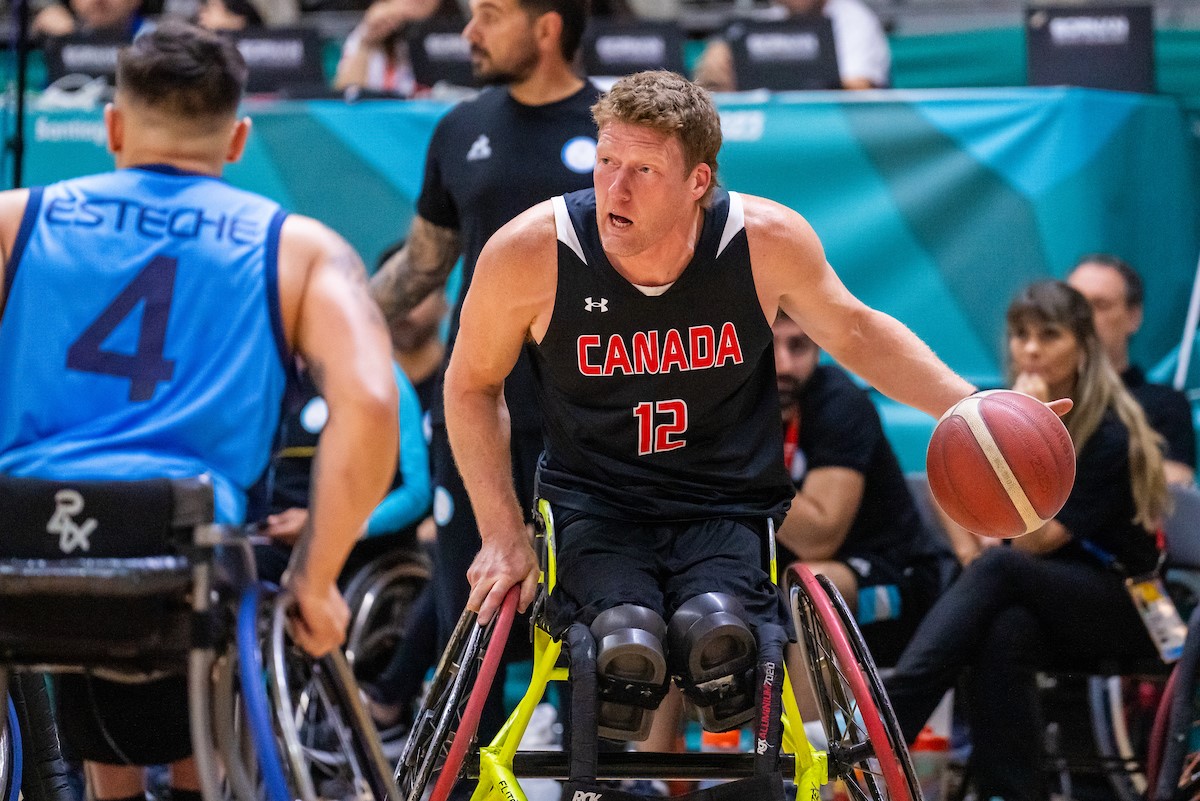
[
  {"x1": 545, "y1": 509, "x2": 788, "y2": 637},
  {"x1": 55, "y1": 673, "x2": 192, "y2": 765}
]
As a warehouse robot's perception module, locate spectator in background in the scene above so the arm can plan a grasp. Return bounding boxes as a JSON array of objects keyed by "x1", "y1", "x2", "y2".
[
  {"x1": 693, "y1": 0, "x2": 890, "y2": 91},
  {"x1": 1068, "y1": 254, "x2": 1197, "y2": 486},
  {"x1": 196, "y1": 0, "x2": 262, "y2": 31},
  {"x1": 32, "y1": 0, "x2": 148, "y2": 39},
  {"x1": 197, "y1": 0, "x2": 300, "y2": 31},
  {"x1": 885, "y1": 280, "x2": 1169, "y2": 801},
  {"x1": 254, "y1": 359, "x2": 431, "y2": 584},
  {"x1": 333, "y1": 0, "x2": 461, "y2": 95}
]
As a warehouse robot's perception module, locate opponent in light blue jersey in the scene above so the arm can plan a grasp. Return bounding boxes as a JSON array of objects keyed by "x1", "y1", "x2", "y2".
[
  {"x1": 0, "y1": 23, "x2": 397, "y2": 799},
  {"x1": 0, "y1": 166, "x2": 288, "y2": 523}
]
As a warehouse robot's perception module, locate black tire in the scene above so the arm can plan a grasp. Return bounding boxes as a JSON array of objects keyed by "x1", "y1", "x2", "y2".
[
  {"x1": 343, "y1": 550, "x2": 431, "y2": 680},
  {"x1": 787, "y1": 566, "x2": 919, "y2": 801},
  {"x1": 395, "y1": 590, "x2": 516, "y2": 801},
  {"x1": 1151, "y1": 603, "x2": 1200, "y2": 801}
]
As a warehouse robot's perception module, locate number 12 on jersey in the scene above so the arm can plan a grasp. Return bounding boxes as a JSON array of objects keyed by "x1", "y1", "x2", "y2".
[{"x1": 633, "y1": 400, "x2": 688, "y2": 455}]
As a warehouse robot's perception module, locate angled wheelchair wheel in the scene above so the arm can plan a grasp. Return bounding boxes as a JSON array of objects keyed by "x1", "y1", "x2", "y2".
[
  {"x1": 343, "y1": 549, "x2": 431, "y2": 679},
  {"x1": 267, "y1": 594, "x2": 402, "y2": 801},
  {"x1": 1087, "y1": 675, "x2": 1157, "y2": 801},
  {"x1": 396, "y1": 588, "x2": 519, "y2": 801},
  {"x1": 787, "y1": 566, "x2": 918, "y2": 801}
]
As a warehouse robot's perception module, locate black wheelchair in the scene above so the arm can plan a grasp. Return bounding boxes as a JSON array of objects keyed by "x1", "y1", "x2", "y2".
[{"x1": 0, "y1": 473, "x2": 401, "y2": 801}]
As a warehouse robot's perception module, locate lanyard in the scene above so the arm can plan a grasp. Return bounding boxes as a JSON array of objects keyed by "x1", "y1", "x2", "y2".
[{"x1": 783, "y1": 417, "x2": 800, "y2": 472}]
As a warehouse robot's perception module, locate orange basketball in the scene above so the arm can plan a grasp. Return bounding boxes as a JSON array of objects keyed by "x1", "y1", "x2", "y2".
[{"x1": 926, "y1": 390, "x2": 1076, "y2": 539}]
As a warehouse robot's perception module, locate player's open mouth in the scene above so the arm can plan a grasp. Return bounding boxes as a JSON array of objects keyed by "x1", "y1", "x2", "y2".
[{"x1": 609, "y1": 213, "x2": 632, "y2": 228}]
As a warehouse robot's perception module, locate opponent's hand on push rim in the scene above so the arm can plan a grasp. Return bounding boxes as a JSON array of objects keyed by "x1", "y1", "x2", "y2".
[
  {"x1": 284, "y1": 573, "x2": 351, "y2": 658},
  {"x1": 467, "y1": 532, "x2": 539, "y2": 625}
]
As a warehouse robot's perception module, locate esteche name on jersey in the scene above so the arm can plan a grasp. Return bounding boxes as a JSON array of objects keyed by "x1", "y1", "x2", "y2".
[
  {"x1": 44, "y1": 196, "x2": 262, "y2": 244},
  {"x1": 577, "y1": 322, "x2": 745, "y2": 377}
]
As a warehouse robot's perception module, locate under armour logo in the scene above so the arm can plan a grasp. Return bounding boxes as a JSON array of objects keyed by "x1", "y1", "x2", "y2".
[
  {"x1": 584, "y1": 297, "x2": 608, "y2": 312},
  {"x1": 466, "y1": 135, "x2": 492, "y2": 161},
  {"x1": 46, "y1": 489, "x2": 97, "y2": 554}
]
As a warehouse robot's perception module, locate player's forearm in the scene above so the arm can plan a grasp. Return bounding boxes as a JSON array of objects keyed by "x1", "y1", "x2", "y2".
[
  {"x1": 296, "y1": 400, "x2": 398, "y2": 588},
  {"x1": 368, "y1": 219, "x2": 460, "y2": 326},
  {"x1": 777, "y1": 493, "x2": 848, "y2": 561},
  {"x1": 832, "y1": 308, "x2": 975, "y2": 419},
  {"x1": 445, "y1": 384, "x2": 526, "y2": 541}
]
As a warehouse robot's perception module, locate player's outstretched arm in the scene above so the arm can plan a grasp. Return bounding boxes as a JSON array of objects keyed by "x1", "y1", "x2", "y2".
[
  {"x1": 279, "y1": 215, "x2": 400, "y2": 657},
  {"x1": 445, "y1": 205, "x2": 556, "y2": 624},
  {"x1": 747, "y1": 196, "x2": 976, "y2": 419},
  {"x1": 369, "y1": 215, "x2": 461, "y2": 327}
]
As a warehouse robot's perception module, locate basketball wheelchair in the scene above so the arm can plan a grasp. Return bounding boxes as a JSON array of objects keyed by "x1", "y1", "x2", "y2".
[
  {"x1": 0, "y1": 472, "x2": 417, "y2": 801},
  {"x1": 395, "y1": 498, "x2": 922, "y2": 801}
]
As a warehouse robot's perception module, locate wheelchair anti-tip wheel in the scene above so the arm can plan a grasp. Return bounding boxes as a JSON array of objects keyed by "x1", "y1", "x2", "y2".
[
  {"x1": 787, "y1": 566, "x2": 919, "y2": 801},
  {"x1": 395, "y1": 588, "x2": 519, "y2": 801}
]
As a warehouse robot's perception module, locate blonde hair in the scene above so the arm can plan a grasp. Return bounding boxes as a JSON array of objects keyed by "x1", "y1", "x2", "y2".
[
  {"x1": 591, "y1": 70, "x2": 722, "y2": 206},
  {"x1": 1006, "y1": 280, "x2": 1169, "y2": 531}
]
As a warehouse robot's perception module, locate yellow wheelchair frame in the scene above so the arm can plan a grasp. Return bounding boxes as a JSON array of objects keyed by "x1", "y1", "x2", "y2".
[{"x1": 395, "y1": 499, "x2": 920, "y2": 801}]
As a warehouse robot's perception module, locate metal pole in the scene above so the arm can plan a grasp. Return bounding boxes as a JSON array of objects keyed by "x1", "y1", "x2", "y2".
[
  {"x1": 9, "y1": 0, "x2": 30, "y2": 188},
  {"x1": 1172, "y1": 250, "x2": 1200, "y2": 391}
]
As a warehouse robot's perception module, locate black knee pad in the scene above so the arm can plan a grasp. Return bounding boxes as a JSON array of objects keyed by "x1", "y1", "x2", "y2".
[
  {"x1": 668, "y1": 592, "x2": 758, "y2": 732},
  {"x1": 590, "y1": 604, "x2": 669, "y2": 741}
]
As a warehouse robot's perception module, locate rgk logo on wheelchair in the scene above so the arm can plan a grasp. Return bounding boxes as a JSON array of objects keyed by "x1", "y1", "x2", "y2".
[{"x1": 45, "y1": 489, "x2": 97, "y2": 553}]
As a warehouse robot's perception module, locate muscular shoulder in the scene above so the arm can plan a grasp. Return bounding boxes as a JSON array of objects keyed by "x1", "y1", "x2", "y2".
[
  {"x1": 741, "y1": 194, "x2": 825, "y2": 263},
  {"x1": 278, "y1": 214, "x2": 352, "y2": 267},
  {"x1": 276, "y1": 214, "x2": 364, "y2": 337},
  {"x1": 472, "y1": 200, "x2": 558, "y2": 336},
  {"x1": 739, "y1": 193, "x2": 827, "y2": 302},
  {"x1": 477, "y1": 200, "x2": 558, "y2": 279}
]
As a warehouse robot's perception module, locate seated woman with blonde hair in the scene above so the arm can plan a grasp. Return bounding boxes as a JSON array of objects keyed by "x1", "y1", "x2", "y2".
[{"x1": 884, "y1": 279, "x2": 1172, "y2": 801}]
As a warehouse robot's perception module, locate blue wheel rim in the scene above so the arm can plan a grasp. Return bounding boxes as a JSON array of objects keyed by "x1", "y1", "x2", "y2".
[
  {"x1": 237, "y1": 586, "x2": 291, "y2": 801},
  {"x1": 6, "y1": 697, "x2": 22, "y2": 801}
]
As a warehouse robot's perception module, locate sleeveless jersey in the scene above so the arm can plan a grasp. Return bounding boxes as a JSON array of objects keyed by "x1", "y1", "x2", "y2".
[
  {"x1": 532, "y1": 188, "x2": 793, "y2": 522},
  {"x1": 0, "y1": 166, "x2": 290, "y2": 523}
]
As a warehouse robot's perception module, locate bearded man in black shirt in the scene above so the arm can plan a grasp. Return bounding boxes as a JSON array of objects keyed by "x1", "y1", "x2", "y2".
[{"x1": 367, "y1": 0, "x2": 598, "y2": 734}]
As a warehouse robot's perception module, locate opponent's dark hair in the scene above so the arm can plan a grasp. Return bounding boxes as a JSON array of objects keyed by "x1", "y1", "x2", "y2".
[
  {"x1": 117, "y1": 20, "x2": 248, "y2": 120},
  {"x1": 517, "y1": 0, "x2": 589, "y2": 60}
]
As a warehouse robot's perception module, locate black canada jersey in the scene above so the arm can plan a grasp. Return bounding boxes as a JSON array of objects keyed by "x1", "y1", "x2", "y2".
[
  {"x1": 531, "y1": 188, "x2": 793, "y2": 522},
  {"x1": 418, "y1": 83, "x2": 601, "y2": 429}
]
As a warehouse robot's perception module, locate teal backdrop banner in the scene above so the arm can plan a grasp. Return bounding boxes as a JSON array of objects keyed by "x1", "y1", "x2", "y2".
[{"x1": 7, "y1": 87, "x2": 1198, "y2": 468}]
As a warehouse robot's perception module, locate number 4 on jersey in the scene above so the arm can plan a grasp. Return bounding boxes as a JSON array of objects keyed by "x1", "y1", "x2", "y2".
[
  {"x1": 66, "y1": 256, "x2": 178, "y2": 402},
  {"x1": 633, "y1": 399, "x2": 688, "y2": 455}
]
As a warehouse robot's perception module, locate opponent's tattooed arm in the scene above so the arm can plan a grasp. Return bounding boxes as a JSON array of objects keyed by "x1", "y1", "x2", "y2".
[{"x1": 369, "y1": 216, "x2": 461, "y2": 325}]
